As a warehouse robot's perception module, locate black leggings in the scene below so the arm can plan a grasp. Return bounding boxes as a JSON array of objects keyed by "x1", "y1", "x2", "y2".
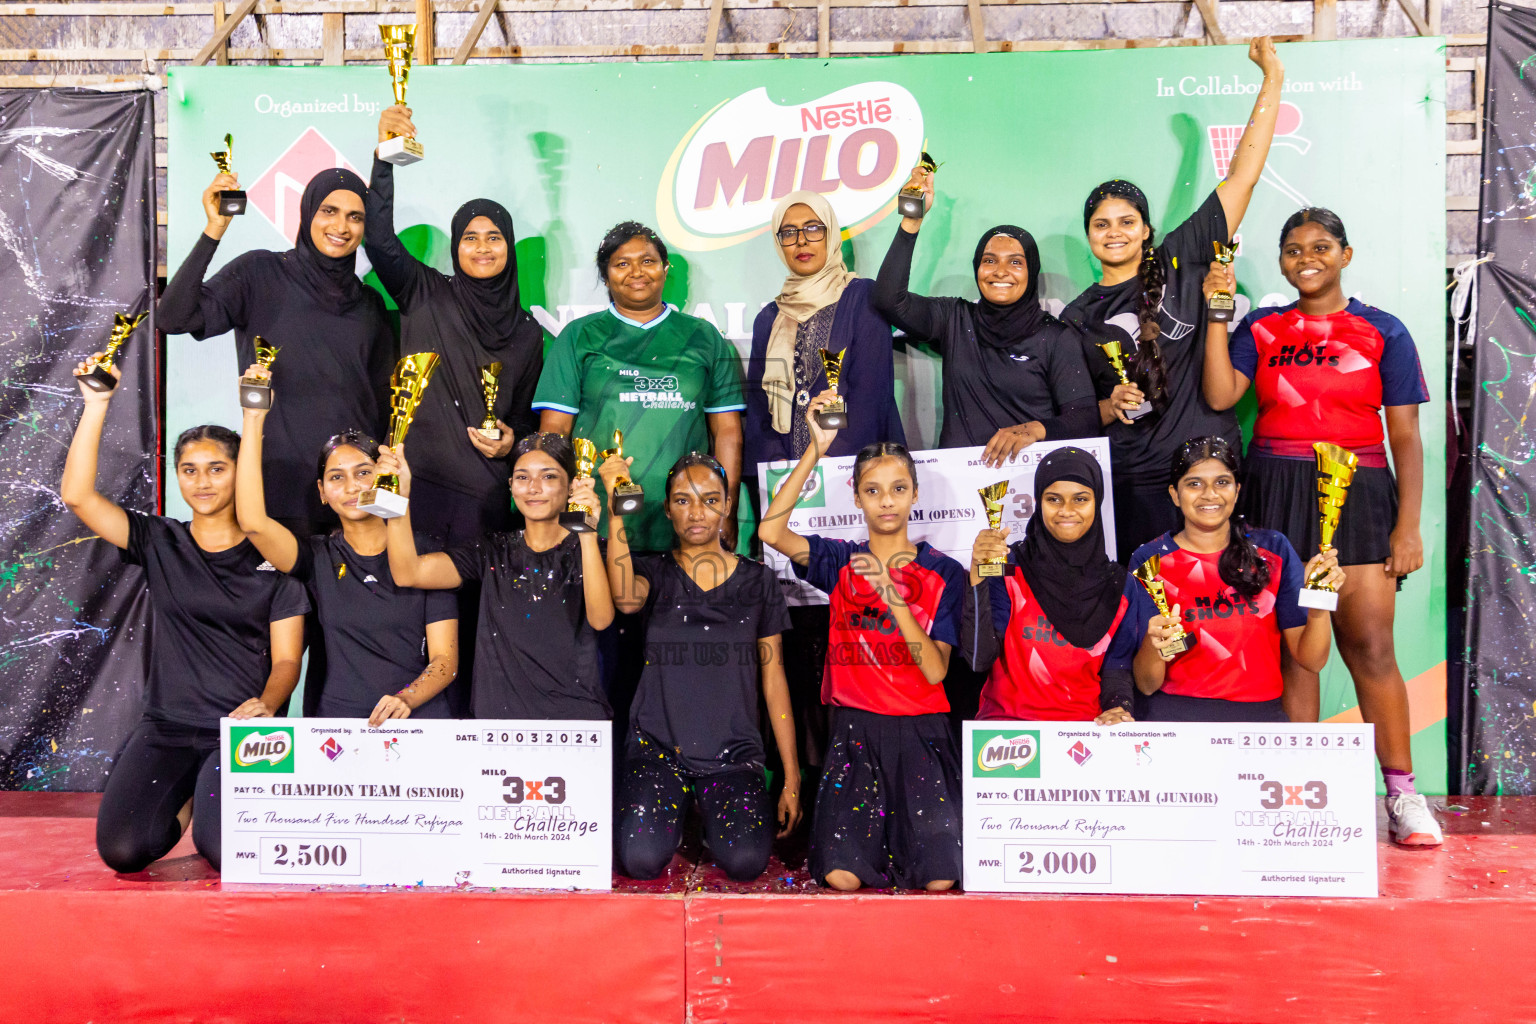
[
  {"x1": 615, "y1": 734, "x2": 773, "y2": 882},
  {"x1": 96, "y1": 717, "x2": 223, "y2": 873}
]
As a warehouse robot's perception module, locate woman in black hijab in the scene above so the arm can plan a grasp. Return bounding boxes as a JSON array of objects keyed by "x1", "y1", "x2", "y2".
[
  {"x1": 364, "y1": 104, "x2": 546, "y2": 546},
  {"x1": 962, "y1": 446, "x2": 1137, "y2": 723},
  {"x1": 871, "y1": 165, "x2": 1098, "y2": 467},
  {"x1": 159, "y1": 166, "x2": 395, "y2": 536}
]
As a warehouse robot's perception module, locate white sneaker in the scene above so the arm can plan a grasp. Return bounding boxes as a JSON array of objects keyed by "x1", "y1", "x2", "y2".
[{"x1": 1385, "y1": 792, "x2": 1443, "y2": 847}]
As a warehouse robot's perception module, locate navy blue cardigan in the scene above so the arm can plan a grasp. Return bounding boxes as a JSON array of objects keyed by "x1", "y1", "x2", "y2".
[{"x1": 743, "y1": 277, "x2": 907, "y2": 476}]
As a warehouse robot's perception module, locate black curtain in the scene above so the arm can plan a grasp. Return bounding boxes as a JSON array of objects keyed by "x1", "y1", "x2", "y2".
[
  {"x1": 1456, "y1": 4, "x2": 1536, "y2": 794},
  {"x1": 0, "y1": 89, "x2": 156, "y2": 791}
]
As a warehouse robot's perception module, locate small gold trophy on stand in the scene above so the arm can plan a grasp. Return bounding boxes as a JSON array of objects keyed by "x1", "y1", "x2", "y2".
[
  {"x1": 477, "y1": 362, "x2": 503, "y2": 440},
  {"x1": 239, "y1": 338, "x2": 280, "y2": 410},
  {"x1": 1097, "y1": 339, "x2": 1153, "y2": 421},
  {"x1": 1207, "y1": 240, "x2": 1238, "y2": 323},
  {"x1": 1297, "y1": 442, "x2": 1359, "y2": 611},
  {"x1": 559, "y1": 438, "x2": 599, "y2": 533},
  {"x1": 815, "y1": 348, "x2": 848, "y2": 430},
  {"x1": 378, "y1": 24, "x2": 426, "y2": 166},
  {"x1": 359, "y1": 353, "x2": 441, "y2": 518},
  {"x1": 210, "y1": 133, "x2": 246, "y2": 216},
  {"x1": 896, "y1": 149, "x2": 939, "y2": 220},
  {"x1": 601, "y1": 429, "x2": 646, "y2": 517},
  {"x1": 976, "y1": 481, "x2": 1009, "y2": 577},
  {"x1": 76, "y1": 312, "x2": 147, "y2": 393},
  {"x1": 1132, "y1": 556, "x2": 1197, "y2": 655}
]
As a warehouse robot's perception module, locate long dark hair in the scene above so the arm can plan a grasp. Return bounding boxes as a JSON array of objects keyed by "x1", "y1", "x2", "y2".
[
  {"x1": 1279, "y1": 206, "x2": 1349, "y2": 249},
  {"x1": 315, "y1": 429, "x2": 379, "y2": 480},
  {"x1": 1084, "y1": 181, "x2": 1169, "y2": 414},
  {"x1": 852, "y1": 442, "x2": 917, "y2": 488},
  {"x1": 173, "y1": 424, "x2": 239, "y2": 464},
  {"x1": 1168, "y1": 437, "x2": 1269, "y2": 599}
]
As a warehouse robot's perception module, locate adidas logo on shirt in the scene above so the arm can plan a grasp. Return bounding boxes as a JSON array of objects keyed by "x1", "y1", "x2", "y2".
[{"x1": 256, "y1": 561, "x2": 277, "y2": 572}]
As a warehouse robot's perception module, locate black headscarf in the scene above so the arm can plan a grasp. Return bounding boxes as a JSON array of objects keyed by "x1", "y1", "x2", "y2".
[
  {"x1": 970, "y1": 224, "x2": 1055, "y2": 349},
  {"x1": 1082, "y1": 179, "x2": 1150, "y2": 230},
  {"x1": 1017, "y1": 447, "x2": 1128, "y2": 649},
  {"x1": 449, "y1": 198, "x2": 533, "y2": 350},
  {"x1": 293, "y1": 168, "x2": 370, "y2": 312}
]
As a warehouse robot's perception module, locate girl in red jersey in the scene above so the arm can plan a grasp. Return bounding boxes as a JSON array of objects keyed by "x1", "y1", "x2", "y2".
[
  {"x1": 1130, "y1": 437, "x2": 1341, "y2": 724},
  {"x1": 962, "y1": 447, "x2": 1137, "y2": 723},
  {"x1": 1200, "y1": 207, "x2": 1441, "y2": 846},
  {"x1": 759, "y1": 393, "x2": 968, "y2": 892}
]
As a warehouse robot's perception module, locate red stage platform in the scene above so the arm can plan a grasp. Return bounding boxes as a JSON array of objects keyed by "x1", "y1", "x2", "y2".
[{"x1": 3, "y1": 791, "x2": 1531, "y2": 1023}]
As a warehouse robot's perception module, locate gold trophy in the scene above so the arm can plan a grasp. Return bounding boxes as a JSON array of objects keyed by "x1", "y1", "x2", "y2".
[
  {"x1": 600, "y1": 429, "x2": 645, "y2": 517},
  {"x1": 1208, "y1": 240, "x2": 1237, "y2": 323},
  {"x1": 558, "y1": 438, "x2": 599, "y2": 533},
  {"x1": 815, "y1": 347, "x2": 848, "y2": 430},
  {"x1": 210, "y1": 133, "x2": 246, "y2": 216},
  {"x1": 976, "y1": 480, "x2": 1009, "y2": 577},
  {"x1": 76, "y1": 312, "x2": 147, "y2": 393},
  {"x1": 896, "y1": 149, "x2": 939, "y2": 220},
  {"x1": 1297, "y1": 442, "x2": 1359, "y2": 611},
  {"x1": 1132, "y1": 556, "x2": 1197, "y2": 655},
  {"x1": 359, "y1": 353, "x2": 441, "y2": 519},
  {"x1": 239, "y1": 338, "x2": 280, "y2": 410},
  {"x1": 1097, "y1": 339, "x2": 1152, "y2": 421},
  {"x1": 378, "y1": 25, "x2": 426, "y2": 166},
  {"x1": 477, "y1": 362, "x2": 503, "y2": 440}
]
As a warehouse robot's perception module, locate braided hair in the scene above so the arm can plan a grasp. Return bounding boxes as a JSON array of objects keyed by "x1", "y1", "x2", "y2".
[
  {"x1": 1084, "y1": 180, "x2": 1170, "y2": 415},
  {"x1": 1168, "y1": 437, "x2": 1270, "y2": 599}
]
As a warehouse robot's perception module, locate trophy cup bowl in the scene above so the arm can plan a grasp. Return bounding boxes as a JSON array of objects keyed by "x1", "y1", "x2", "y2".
[
  {"x1": 239, "y1": 338, "x2": 280, "y2": 410},
  {"x1": 1297, "y1": 442, "x2": 1359, "y2": 611},
  {"x1": 896, "y1": 150, "x2": 939, "y2": 220},
  {"x1": 559, "y1": 438, "x2": 599, "y2": 533},
  {"x1": 601, "y1": 429, "x2": 645, "y2": 517},
  {"x1": 1207, "y1": 240, "x2": 1237, "y2": 324},
  {"x1": 359, "y1": 352, "x2": 441, "y2": 518},
  {"x1": 478, "y1": 362, "x2": 503, "y2": 440},
  {"x1": 976, "y1": 480, "x2": 1009, "y2": 577},
  {"x1": 211, "y1": 133, "x2": 247, "y2": 216},
  {"x1": 76, "y1": 312, "x2": 147, "y2": 393},
  {"x1": 1097, "y1": 339, "x2": 1152, "y2": 420},
  {"x1": 1133, "y1": 556, "x2": 1197, "y2": 655},
  {"x1": 814, "y1": 347, "x2": 849, "y2": 431},
  {"x1": 378, "y1": 25, "x2": 426, "y2": 166}
]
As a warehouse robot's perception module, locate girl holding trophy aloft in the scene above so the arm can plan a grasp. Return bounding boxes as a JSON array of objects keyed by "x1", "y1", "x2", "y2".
[
  {"x1": 1065, "y1": 37, "x2": 1286, "y2": 559},
  {"x1": 1127, "y1": 438, "x2": 1341, "y2": 726},
  {"x1": 63, "y1": 349, "x2": 307, "y2": 874},
  {"x1": 1200, "y1": 208, "x2": 1439, "y2": 847}
]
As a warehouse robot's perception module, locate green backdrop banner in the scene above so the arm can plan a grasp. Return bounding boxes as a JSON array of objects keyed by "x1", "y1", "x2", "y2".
[{"x1": 166, "y1": 40, "x2": 1448, "y2": 789}]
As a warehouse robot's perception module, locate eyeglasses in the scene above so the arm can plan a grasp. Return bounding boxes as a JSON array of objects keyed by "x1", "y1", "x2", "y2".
[{"x1": 776, "y1": 223, "x2": 828, "y2": 246}]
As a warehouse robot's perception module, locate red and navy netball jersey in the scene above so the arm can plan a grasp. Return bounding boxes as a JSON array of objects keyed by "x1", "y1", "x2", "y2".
[
  {"x1": 794, "y1": 536, "x2": 966, "y2": 716},
  {"x1": 1230, "y1": 298, "x2": 1429, "y2": 464},
  {"x1": 978, "y1": 567, "x2": 1135, "y2": 721},
  {"x1": 1125, "y1": 530, "x2": 1307, "y2": 703}
]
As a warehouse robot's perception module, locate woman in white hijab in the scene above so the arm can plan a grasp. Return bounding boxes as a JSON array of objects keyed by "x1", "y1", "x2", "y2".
[{"x1": 742, "y1": 190, "x2": 906, "y2": 796}]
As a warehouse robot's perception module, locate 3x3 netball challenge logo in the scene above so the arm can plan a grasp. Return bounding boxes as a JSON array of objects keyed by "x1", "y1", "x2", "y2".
[{"x1": 657, "y1": 83, "x2": 925, "y2": 251}]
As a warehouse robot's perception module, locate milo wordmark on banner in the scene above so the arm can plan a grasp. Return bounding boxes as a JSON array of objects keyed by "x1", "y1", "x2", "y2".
[{"x1": 229, "y1": 725, "x2": 295, "y2": 774}]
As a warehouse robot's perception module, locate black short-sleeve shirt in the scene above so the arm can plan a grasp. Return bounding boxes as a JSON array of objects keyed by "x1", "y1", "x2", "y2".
[
  {"x1": 628, "y1": 554, "x2": 791, "y2": 774},
  {"x1": 1062, "y1": 189, "x2": 1241, "y2": 487},
  {"x1": 290, "y1": 533, "x2": 457, "y2": 719},
  {"x1": 122, "y1": 511, "x2": 310, "y2": 728},
  {"x1": 446, "y1": 531, "x2": 609, "y2": 721}
]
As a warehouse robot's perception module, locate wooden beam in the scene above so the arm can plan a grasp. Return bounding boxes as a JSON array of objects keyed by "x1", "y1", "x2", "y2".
[
  {"x1": 1191, "y1": 0, "x2": 1227, "y2": 46},
  {"x1": 817, "y1": 0, "x2": 829, "y2": 58},
  {"x1": 211, "y1": 2, "x2": 228, "y2": 64},
  {"x1": 1393, "y1": 0, "x2": 1431, "y2": 36},
  {"x1": 1312, "y1": 0, "x2": 1336, "y2": 39},
  {"x1": 415, "y1": 0, "x2": 435, "y2": 64},
  {"x1": 451, "y1": 0, "x2": 497, "y2": 63},
  {"x1": 703, "y1": 0, "x2": 725, "y2": 60},
  {"x1": 192, "y1": 0, "x2": 257, "y2": 65},
  {"x1": 966, "y1": 0, "x2": 986, "y2": 52},
  {"x1": 1427, "y1": 0, "x2": 1442, "y2": 34},
  {"x1": 321, "y1": 10, "x2": 344, "y2": 64}
]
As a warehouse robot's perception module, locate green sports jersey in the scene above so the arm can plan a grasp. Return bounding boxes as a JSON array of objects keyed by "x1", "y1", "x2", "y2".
[{"x1": 533, "y1": 305, "x2": 745, "y2": 551}]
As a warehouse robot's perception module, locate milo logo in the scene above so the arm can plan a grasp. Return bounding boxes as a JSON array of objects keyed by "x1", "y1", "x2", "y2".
[
  {"x1": 766, "y1": 464, "x2": 825, "y2": 509},
  {"x1": 656, "y1": 82, "x2": 924, "y2": 251},
  {"x1": 230, "y1": 726, "x2": 296, "y2": 773},
  {"x1": 974, "y1": 729, "x2": 1041, "y2": 777}
]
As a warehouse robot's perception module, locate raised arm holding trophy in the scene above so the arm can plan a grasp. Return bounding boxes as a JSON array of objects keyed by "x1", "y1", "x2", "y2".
[
  {"x1": 209, "y1": 134, "x2": 246, "y2": 216},
  {"x1": 378, "y1": 24, "x2": 426, "y2": 166},
  {"x1": 359, "y1": 353, "x2": 441, "y2": 518},
  {"x1": 75, "y1": 312, "x2": 147, "y2": 393}
]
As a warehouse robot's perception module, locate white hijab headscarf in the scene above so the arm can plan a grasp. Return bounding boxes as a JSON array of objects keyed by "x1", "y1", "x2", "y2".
[{"x1": 762, "y1": 190, "x2": 857, "y2": 434}]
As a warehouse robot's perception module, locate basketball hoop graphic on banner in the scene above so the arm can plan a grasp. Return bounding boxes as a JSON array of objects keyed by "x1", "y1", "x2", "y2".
[{"x1": 1208, "y1": 101, "x2": 1310, "y2": 206}]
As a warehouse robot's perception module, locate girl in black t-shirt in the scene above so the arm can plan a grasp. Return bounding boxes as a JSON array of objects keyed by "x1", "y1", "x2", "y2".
[
  {"x1": 1064, "y1": 37, "x2": 1285, "y2": 559},
  {"x1": 375, "y1": 433, "x2": 614, "y2": 721},
  {"x1": 599, "y1": 451, "x2": 802, "y2": 882},
  {"x1": 63, "y1": 357, "x2": 307, "y2": 874},
  {"x1": 234, "y1": 368, "x2": 458, "y2": 724}
]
